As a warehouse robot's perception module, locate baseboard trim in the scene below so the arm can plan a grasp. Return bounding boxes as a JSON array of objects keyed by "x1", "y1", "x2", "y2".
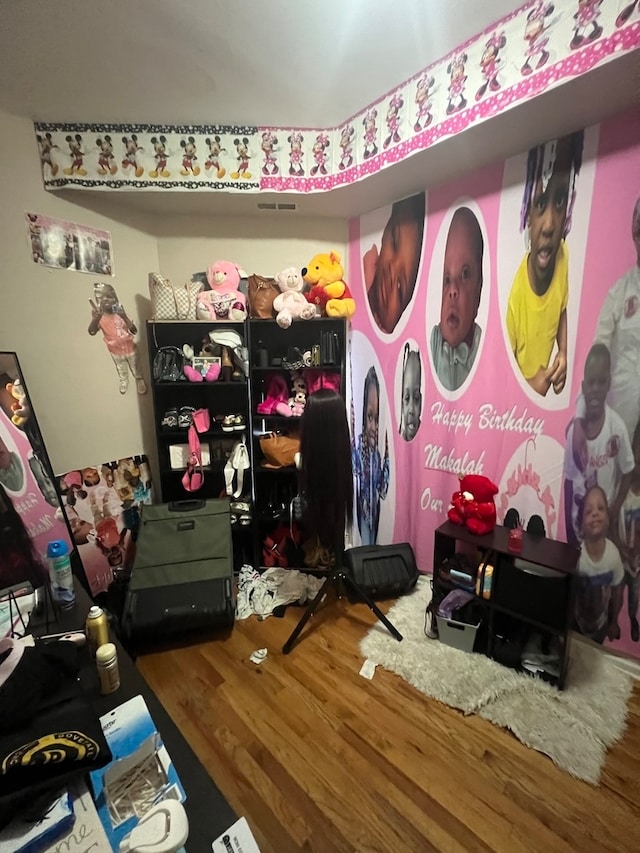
[{"x1": 572, "y1": 633, "x2": 640, "y2": 681}]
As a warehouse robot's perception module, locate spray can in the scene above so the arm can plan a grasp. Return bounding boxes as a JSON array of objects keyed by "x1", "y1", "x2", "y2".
[
  {"x1": 86, "y1": 605, "x2": 109, "y2": 658},
  {"x1": 96, "y1": 643, "x2": 120, "y2": 695},
  {"x1": 46, "y1": 539, "x2": 75, "y2": 609}
]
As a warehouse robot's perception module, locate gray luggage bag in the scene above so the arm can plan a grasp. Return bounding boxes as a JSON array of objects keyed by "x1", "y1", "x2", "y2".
[{"x1": 122, "y1": 498, "x2": 235, "y2": 647}]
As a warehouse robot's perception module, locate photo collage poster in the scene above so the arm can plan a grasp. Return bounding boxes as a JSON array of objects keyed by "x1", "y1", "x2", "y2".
[
  {"x1": 0, "y1": 353, "x2": 72, "y2": 593},
  {"x1": 58, "y1": 456, "x2": 152, "y2": 596},
  {"x1": 348, "y1": 107, "x2": 640, "y2": 658}
]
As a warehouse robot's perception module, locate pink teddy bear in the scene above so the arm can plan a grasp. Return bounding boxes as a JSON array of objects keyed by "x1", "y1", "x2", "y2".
[{"x1": 200, "y1": 260, "x2": 247, "y2": 322}]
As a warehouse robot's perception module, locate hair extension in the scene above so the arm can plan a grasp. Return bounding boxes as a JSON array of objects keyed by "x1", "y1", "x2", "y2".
[{"x1": 299, "y1": 389, "x2": 353, "y2": 549}]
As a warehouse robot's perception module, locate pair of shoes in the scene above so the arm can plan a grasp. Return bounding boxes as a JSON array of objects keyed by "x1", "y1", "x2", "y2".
[
  {"x1": 184, "y1": 363, "x2": 220, "y2": 383},
  {"x1": 503, "y1": 508, "x2": 546, "y2": 537},
  {"x1": 221, "y1": 414, "x2": 246, "y2": 432},
  {"x1": 230, "y1": 500, "x2": 252, "y2": 526},
  {"x1": 161, "y1": 407, "x2": 178, "y2": 429},
  {"x1": 178, "y1": 406, "x2": 196, "y2": 428},
  {"x1": 282, "y1": 346, "x2": 313, "y2": 370}
]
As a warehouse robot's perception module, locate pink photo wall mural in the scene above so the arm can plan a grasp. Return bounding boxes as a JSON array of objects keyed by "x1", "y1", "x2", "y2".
[{"x1": 348, "y1": 106, "x2": 640, "y2": 659}]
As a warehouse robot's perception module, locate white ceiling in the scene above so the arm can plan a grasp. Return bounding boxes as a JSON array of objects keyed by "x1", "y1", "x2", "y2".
[
  {"x1": 0, "y1": 0, "x2": 523, "y2": 127},
  {"x1": 1, "y1": 0, "x2": 637, "y2": 220}
]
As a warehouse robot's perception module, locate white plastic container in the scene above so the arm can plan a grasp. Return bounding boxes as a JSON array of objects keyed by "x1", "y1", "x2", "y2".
[{"x1": 47, "y1": 539, "x2": 75, "y2": 609}]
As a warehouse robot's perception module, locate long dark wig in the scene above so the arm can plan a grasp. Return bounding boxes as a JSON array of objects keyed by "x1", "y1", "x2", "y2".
[
  {"x1": 299, "y1": 389, "x2": 353, "y2": 549},
  {"x1": 0, "y1": 482, "x2": 48, "y2": 590}
]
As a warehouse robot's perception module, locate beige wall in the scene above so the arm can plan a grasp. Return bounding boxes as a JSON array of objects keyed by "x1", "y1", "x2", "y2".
[
  {"x1": 0, "y1": 110, "x2": 348, "y2": 481},
  {"x1": 154, "y1": 215, "x2": 347, "y2": 285},
  {"x1": 0, "y1": 110, "x2": 160, "y2": 475}
]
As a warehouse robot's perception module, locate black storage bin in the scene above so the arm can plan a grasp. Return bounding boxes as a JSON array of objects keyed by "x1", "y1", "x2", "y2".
[{"x1": 492, "y1": 556, "x2": 569, "y2": 630}]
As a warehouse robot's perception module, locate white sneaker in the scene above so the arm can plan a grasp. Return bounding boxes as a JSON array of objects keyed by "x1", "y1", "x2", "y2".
[
  {"x1": 119, "y1": 379, "x2": 129, "y2": 394},
  {"x1": 136, "y1": 378, "x2": 147, "y2": 394}
]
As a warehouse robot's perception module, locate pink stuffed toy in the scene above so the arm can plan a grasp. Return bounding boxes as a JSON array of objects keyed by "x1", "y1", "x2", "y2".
[
  {"x1": 447, "y1": 474, "x2": 498, "y2": 536},
  {"x1": 198, "y1": 260, "x2": 247, "y2": 321}
]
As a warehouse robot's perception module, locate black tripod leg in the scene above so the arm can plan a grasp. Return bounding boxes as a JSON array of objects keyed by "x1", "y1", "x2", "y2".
[
  {"x1": 282, "y1": 570, "x2": 337, "y2": 654},
  {"x1": 341, "y1": 573, "x2": 403, "y2": 642}
]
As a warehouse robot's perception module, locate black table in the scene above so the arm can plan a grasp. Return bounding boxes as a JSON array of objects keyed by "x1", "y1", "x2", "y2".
[{"x1": 29, "y1": 581, "x2": 237, "y2": 853}]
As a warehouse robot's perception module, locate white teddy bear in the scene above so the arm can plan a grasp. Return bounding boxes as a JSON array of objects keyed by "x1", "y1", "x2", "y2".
[{"x1": 273, "y1": 267, "x2": 316, "y2": 329}]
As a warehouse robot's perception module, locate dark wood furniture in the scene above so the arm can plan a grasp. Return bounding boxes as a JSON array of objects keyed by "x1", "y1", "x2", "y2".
[
  {"x1": 146, "y1": 319, "x2": 253, "y2": 570},
  {"x1": 247, "y1": 317, "x2": 347, "y2": 570},
  {"x1": 433, "y1": 521, "x2": 579, "y2": 688},
  {"x1": 29, "y1": 581, "x2": 237, "y2": 852}
]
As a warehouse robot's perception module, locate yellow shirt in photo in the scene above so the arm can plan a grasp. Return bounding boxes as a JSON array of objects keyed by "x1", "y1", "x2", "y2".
[{"x1": 506, "y1": 241, "x2": 568, "y2": 381}]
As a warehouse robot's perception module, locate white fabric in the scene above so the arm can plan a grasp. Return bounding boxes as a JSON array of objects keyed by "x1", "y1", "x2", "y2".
[
  {"x1": 578, "y1": 538, "x2": 624, "y2": 585},
  {"x1": 224, "y1": 438, "x2": 249, "y2": 498},
  {"x1": 593, "y1": 264, "x2": 640, "y2": 440},
  {"x1": 235, "y1": 565, "x2": 323, "y2": 620},
  {"x1": 360, "y1": 578, "x2": 633, "y2": 784}
]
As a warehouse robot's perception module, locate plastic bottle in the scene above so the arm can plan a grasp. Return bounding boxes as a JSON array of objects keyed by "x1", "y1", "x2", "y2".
[
  {"x1": 46, "y1": 539, "x2": 75, "y2": 609},
  {"x1": 96, "y1": 642, "x2": 120, "y2": 695}
]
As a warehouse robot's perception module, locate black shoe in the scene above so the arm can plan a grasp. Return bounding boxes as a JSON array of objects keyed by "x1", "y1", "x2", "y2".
[
  {"x1": 504, "y1": 508, "x2": 520, "y2": 530},
  {"x1": 631, "y1": 617, "x2": 639, "y2": 642},
  {"x1": 527, "y1": 515, "x2": 545, "y2": 537}
]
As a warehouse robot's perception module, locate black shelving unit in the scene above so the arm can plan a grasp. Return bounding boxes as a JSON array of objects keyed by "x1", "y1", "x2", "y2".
[
  {"x1": 146, "y1": 320, "x2": 253, "y2": 570},
  {"x1": 432, "y1": 521, "x2": 579, "y2": 689},
  {"x1": 247, "y1": 317, "x2": 347, "y2": 571}
]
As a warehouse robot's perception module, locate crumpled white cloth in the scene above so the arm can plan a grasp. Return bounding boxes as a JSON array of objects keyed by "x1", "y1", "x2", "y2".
[{"x1": 236, "y1": 564, "x2": 324, "y2": 620}]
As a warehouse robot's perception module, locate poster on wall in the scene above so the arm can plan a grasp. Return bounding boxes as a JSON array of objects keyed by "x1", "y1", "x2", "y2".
[
  {"x1": 25, "y1": 212, "x2": 114, "y2": 275},
  {"x1": 348, "y1": 107, "x2": 640, "y2": 660},
  {"x1": 58, "y1": 456, "x2": 152, "y2": 596},
  {"x1": 0, "y1": 352, "x2": 72, "y2": 592}
]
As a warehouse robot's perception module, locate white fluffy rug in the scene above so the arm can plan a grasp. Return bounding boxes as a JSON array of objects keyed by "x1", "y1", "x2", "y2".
[{"x1": 360, "y1": 578, "x2": 634, "y2": 784}]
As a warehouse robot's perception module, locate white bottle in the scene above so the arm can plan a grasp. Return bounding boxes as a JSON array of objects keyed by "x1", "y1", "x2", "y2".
[{"x1": 47, "y1": 539, "x2": 75, "y2": 609}]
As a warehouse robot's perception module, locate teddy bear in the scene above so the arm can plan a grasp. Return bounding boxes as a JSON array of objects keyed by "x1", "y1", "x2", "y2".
[
  {"x1": 447, "y1": 474, "x2": 499, "y2": 536},
  {"x1": 198, "y1": 260, "x2": 247, "y2": 321},
  {"x1": 6, "y1": 379, "x2": 29, "y2": 427},
  {"x1": 302, "y1": 251, "x2": 356, "y2": 319},
  {"x1": 273, "y1": 267, "x2": 316, "y2": 329}
]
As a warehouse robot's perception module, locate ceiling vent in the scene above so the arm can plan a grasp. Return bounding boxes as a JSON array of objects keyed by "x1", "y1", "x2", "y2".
[{"x1": 256, "y1": 202, "x2": 297, "y2": 212}]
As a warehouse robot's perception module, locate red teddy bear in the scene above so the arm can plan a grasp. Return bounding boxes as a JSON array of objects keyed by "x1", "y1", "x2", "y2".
[{"x1": 447, "y1": 474, "x2": 499, "y2": 536}]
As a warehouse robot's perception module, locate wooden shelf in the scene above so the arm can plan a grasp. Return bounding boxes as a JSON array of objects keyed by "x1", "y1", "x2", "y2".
[{"x1": 433, "y1": 522, "x2": 578, "y2": 689}]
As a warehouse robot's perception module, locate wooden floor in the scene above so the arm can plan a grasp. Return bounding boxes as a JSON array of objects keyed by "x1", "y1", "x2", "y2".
[{"x1": 137, "y1": 592, "x2": 640, "y2": 853}]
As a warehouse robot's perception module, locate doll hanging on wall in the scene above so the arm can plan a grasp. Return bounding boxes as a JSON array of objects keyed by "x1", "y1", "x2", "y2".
[{"x1": 88, "y1": 282, "x2": 147, "y2": 395}]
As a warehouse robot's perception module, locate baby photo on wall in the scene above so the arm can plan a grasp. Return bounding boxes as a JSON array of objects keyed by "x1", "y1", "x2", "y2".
[
  {"x1": 361, "y1": 192, "x2": 426, "y2": 338},
  {"x1": 427, "y1": 199, "x2": 489, "y2": 396}
]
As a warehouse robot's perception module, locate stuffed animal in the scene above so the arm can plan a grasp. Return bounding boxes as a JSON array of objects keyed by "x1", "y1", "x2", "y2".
[
  {"x1": 288, "y1": 371, "x2": 307, "y2": 417},
  {"x1": 182, "y1": 341, "x2": 220, "y2": 382},
  {"x1": 273, "y1": 267, "x2": 316, "y2": 329},
  {"x1": 302, "y1": 251, "x2": 356, "y2": 318},
  {"x1": 447, "y1": 474, "x2": 499, "y2": 536},
  {"x1": 201, "y1": 260, "x2": 247, "y2": 321},
  {"x1": 6, "y1": 380, "x2": 29, "y2": 427}
]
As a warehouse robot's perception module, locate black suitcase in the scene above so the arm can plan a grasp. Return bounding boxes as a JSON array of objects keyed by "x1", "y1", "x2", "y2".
[
  {"x1": 343, "y1": 542, "x2": 419, "y2": 599},
  {"x1": 122, "y1": 498, "x2": 235, "y2": 647}
]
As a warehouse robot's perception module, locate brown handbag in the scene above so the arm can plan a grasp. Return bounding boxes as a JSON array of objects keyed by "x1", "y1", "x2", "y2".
[
  {"x1": 259, "y1": 431, "x2": 300, "y2": 468},
  {"x1": 247, "y1": 274, "x2": 280, "y2": 319}
]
